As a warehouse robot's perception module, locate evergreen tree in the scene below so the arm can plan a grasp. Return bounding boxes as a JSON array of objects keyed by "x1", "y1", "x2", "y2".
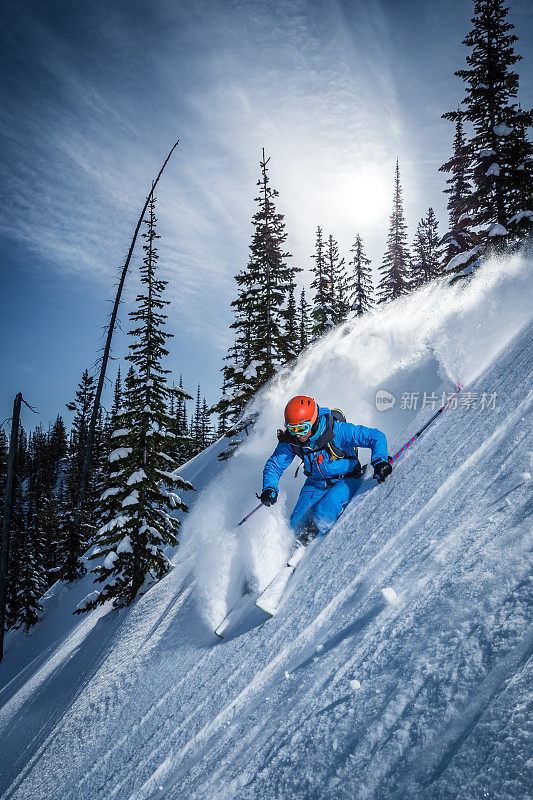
[
  {"x1": 505, "y1": 108, "x2": 533, "y2": 244},
  {"x1": 283, "y1": 272, "x2": 300, "y2": 362},
  {"x1": 443, "y1": 0, "x2": 533, "y2": 273},
  {"x1": 439, "y1": 110, "x2": 476, "y2": 269},
  {"x1": 167, "y1": 376, "x2": 193, "y2": 465},
  {"x1": 15, "y1": 467, "x2": 47, "y2": 630},
  {"x1": 191, "y1": 384, "x2": 202, "y2": 454},
  {"x1": 201, "y1": 398, "x2": 212, "y2": 449},
  {"x1": 47, "y1": 415, "x2": 67, "y2": 487},
  {"x1": 377, "y1": 160, "x2": 411, "y2": 303},
  {"x1": 58, "y1": 369, "x2": 97, "y2": 582},
  {"x1": 216, "y1": 378, "x2": 229, "y2": 438},
  {"x1": 345, "y1": 234, "x2": 373, "y2": 316},
  {"x1": 11, "y1": 540, "x2": 45, "y2": 631},
  {"x1": 324, "y1": 234, "x2": 349, "y2": 324},
  {"x1": 79, "y1": 197, "x2": 193, "y2": 611},
  {"x1": 310, "y1": 226, "x2": 332, "y2": 337},
  {"x1": 0, "y1": 427, "x2": 8, "y2": 501},
  {"x1": 40, "y1": 492, "x2": 61, "y2": 587},
  {"x1": 298, "y1": 289, "x2": 312, "y2": 352},
  {"x1": 107, "y1": 367, "x2": 123, "y2": 440},
  {"x1": 5, "y1": 428, "x2": 29, "y2": 629},
  {"x1": 212, "y1": 150, "x2": 294, "y2": 440},
  {"x1": 410, "y1": 208, "x2": 445, "y2": 287}
]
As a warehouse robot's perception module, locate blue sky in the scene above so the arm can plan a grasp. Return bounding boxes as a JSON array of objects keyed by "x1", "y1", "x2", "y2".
[{"x1": 1, "y1": 0, "x2": 532, "y2": 432}]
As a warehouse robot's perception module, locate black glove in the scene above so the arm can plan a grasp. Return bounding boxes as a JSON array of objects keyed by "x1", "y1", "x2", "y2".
[
  {"x1": 260, "y1": 488, "x2": 278, "y2": 507},
  {"x1": 372, "y1": 459, "x2": 392, "y2": 483}
]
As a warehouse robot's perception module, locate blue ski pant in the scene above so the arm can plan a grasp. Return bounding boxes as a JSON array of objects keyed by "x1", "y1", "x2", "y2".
[{"x1": 289, "y1": 477, "x2": 361, "y2": 536}]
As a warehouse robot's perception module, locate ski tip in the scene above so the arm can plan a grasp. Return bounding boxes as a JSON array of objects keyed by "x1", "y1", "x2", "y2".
[{"x1": 214, "y1": 630, "x2": 224, "y2": 639}]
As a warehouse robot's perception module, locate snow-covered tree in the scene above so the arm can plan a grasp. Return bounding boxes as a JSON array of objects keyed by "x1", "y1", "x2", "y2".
[
  {"x1": 310, "y1": 226, "x2": 332, "y2": 337},
  {"x1": 0, "y1": 427, "x2": 8, "y2": 501},
  {"x1": 201, "y1": 398, "x2": 213, "y2": 450},
  {"x1": 505, "y1": 109, "x2": 533, "y2": 245},
  {"x1": 106, "y1": 367, "x2": 123, "y2": 442},
  {"x1": 13, "y1": 468, "x2": 47, "y2": 630},
  {"x1": 283, "y1": 270, "x2": 300, "y2": 361},
  {"x1": 345, "y1": 234, "x2": 373, "y2": 316},
  {"x1": 439, "y1": 110, "x2": 476, "y2": 271},
  {"x1": 324, "y1": 234, "x2": 349, "y2": 324},
  {"x1": 377, "y1": 160, "x2": 411, "y2": 303},
  {"x1": 298, "y1": 289, "x2": 312, "y2": 351},
  {"x1": 5, "y1": 429, "x2": 28, "y2": 629},
  {"x1": 78, "y1": 197, "x2": 193, "y2": 612},
  {"x1": 57, "y1": 369, "x2": 99, "y2": 582},
  {"x1": 216, "y1": 377, "x2": 230, "y2": 438},
  {"x1": 167, "y1": 376, "x2": 193, "y2": 465},
  {"x1": 443, "y1": 0, "x2": 533, "y2": 274},
  {"x1": 48, "y1": 415, "x2": 67, "y2": 479},
  {"x1": 213, "y1": 150, "x2": 295, "y2": 438},
  {"x1": 10, "y1": 536, "x2": 45, "y2": 631},
  {"x1": 189, "y1": 384, "x2": 211, "y2": 455},
  {"x1": 410, "y1": 208, "x2": 445, "y2": 288}
]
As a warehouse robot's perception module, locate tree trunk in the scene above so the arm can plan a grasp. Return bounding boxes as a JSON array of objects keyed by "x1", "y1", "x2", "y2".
[{"x1": 78, "y1": 141, "x2": 180, "y2": 515}]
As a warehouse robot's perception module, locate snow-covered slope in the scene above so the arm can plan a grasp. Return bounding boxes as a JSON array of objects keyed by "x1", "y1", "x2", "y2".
[{"x1": 0, "y1": 253, "x2": 532, "y2": 800}]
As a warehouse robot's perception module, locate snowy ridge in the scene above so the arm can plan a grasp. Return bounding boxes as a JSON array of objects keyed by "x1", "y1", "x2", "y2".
[{"x1": 0, "y1": 252, "x2": 532, "y2": 800}]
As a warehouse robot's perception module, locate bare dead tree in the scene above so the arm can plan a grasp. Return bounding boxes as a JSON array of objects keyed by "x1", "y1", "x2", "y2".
[{"x1": 77, "y1": 140, "x2": 180, "y2": 514}]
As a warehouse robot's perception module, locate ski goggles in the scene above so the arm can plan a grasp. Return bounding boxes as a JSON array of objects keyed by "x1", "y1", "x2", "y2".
[{"x1": 285, "y1": 420, "x2": 313, "y2": 436}]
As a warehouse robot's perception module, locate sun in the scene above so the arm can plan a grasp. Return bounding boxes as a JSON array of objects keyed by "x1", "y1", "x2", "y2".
[{"x1": 326, "y1": 167, "x2": 391, "y2": 227}]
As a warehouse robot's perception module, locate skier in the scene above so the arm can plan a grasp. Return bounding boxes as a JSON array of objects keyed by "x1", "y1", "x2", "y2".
[{"x1": 260, "y1": 396, "x2": 392, "y2": 540}]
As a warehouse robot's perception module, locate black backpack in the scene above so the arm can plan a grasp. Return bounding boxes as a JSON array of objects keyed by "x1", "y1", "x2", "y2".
[{"x1": 277, "y1": 408, "x2": 358, "y2": 476}]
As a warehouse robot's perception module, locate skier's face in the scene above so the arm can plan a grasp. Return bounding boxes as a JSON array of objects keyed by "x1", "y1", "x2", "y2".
[{"x1": 296, "y1": 431, "x2": 312, "y2": 442}]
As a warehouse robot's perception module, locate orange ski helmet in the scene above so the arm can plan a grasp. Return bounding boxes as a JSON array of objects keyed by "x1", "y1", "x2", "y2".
[{"x1": 284, "y1": 395, "x2": 318, "y2": 427}]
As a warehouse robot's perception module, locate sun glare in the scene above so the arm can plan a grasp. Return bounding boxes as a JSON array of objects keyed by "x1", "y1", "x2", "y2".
[{"x1": 329, "y1": 169, "x2": 391, "y2": 226}]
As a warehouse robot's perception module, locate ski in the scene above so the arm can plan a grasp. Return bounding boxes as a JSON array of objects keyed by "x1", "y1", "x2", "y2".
[
  {"x1": 254, "y1": 538, "x2": 315, "y2": 617},
  {"x1": 215, "y1": 590, "x2": 256, "y2": 639},
  {"x1": 215, "y1": 465, "x2": 369, "y2": 635},
  {"x1": 255, "y1": 464, "x2": 369, "y2": 617}
]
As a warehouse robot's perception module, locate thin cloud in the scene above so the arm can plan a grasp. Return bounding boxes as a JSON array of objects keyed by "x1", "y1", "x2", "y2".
[{"x1": 2, "y1": 0, "x2": 420, "y2": 347}]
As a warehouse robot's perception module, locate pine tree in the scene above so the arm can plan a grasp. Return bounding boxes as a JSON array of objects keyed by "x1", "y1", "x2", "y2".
[
  {"x1": 168, "y1": 376, "x2": 193, "y2": 465},
  {"x1": 28, "y1": 426, "x2": 59, "y2": 598},
  {"x1": 40, "y1": 492, "x2": 61, "y2": 587},
  {"x1": 11, "y1": 541, "x2": 45, "y2": 631},
  {"x1": 298, "y1": 289, "x2": 312, "y2": 351},
  {"x1": 212, "y1": 150, "x2": 294, "y2": 436},
  {"x1": 48, "y1": 416, "x2": 67, "y2": 487},
  {"x1": 79, "y1": 197, "x2": 193, "y2": 611},
  {"x1": 0, "y1": 427, "x2": 8, "y2": 501},
  {"x1": 107, "y1": 367, "x2": 123, "y2": 441},
  {"x1": 283, "y1": 272, "x2": 300, "y2": 362},
  {"x1": 57, "y1": 370, "x2": 98, "y2": 582},
  {"x1": 310, "y1": 226, "x2": 333, "y2": 337},
  {"x1": 201, "y1": 398, "x2": 212, "y2": 449},
  {"x1": 324, "y1": 234, "x2": 349, "y2": 324},
  {"x1": 5, "y1": 428, "x2": 29, "y2": 629},
  {"x1": 14, "y1": 467, "x2": 47, "y2": 630},
  {"x1": 505, "y1": 108, "x2": 533, "y2": 243},
  {"x1": 377, "y1": 160, "x2": 411, "y2": 303},
  {"x1": 191, "y1": 384, "x2": 202, "y2": 454},
  {"x1": 443, "y1": 0, "x2": 533, "y2": 273},
  {"x1": 345, "y1": 234, "x2": 373, "y2": 316},
  {"x1": 216, "y1": 377, "x2": 229, "y2": 438},
  {"x1": 410, "y1": 208, "x2": 445, "y2": 288},
  {"x1": 439, "y1": 110, "x2": 476, "y2": 270}
]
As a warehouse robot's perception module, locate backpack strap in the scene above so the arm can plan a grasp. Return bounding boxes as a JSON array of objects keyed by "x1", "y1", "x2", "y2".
[{"x1": 277, "y1": 411, "x2": 358, "y2": 474}]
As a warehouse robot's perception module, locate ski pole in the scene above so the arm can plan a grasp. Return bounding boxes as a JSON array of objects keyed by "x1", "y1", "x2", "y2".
[
  {"x1": 237, "y1": 502, "x2": 264, "y2": 526},
  {"x1": 389, "y1": 385, "x2": 462, "y2": 464}
]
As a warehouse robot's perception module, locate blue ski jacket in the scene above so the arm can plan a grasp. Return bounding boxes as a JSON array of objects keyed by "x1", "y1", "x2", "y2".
[{"x1": 262, "y1": 405, "x2": 388, "y2": 493}]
